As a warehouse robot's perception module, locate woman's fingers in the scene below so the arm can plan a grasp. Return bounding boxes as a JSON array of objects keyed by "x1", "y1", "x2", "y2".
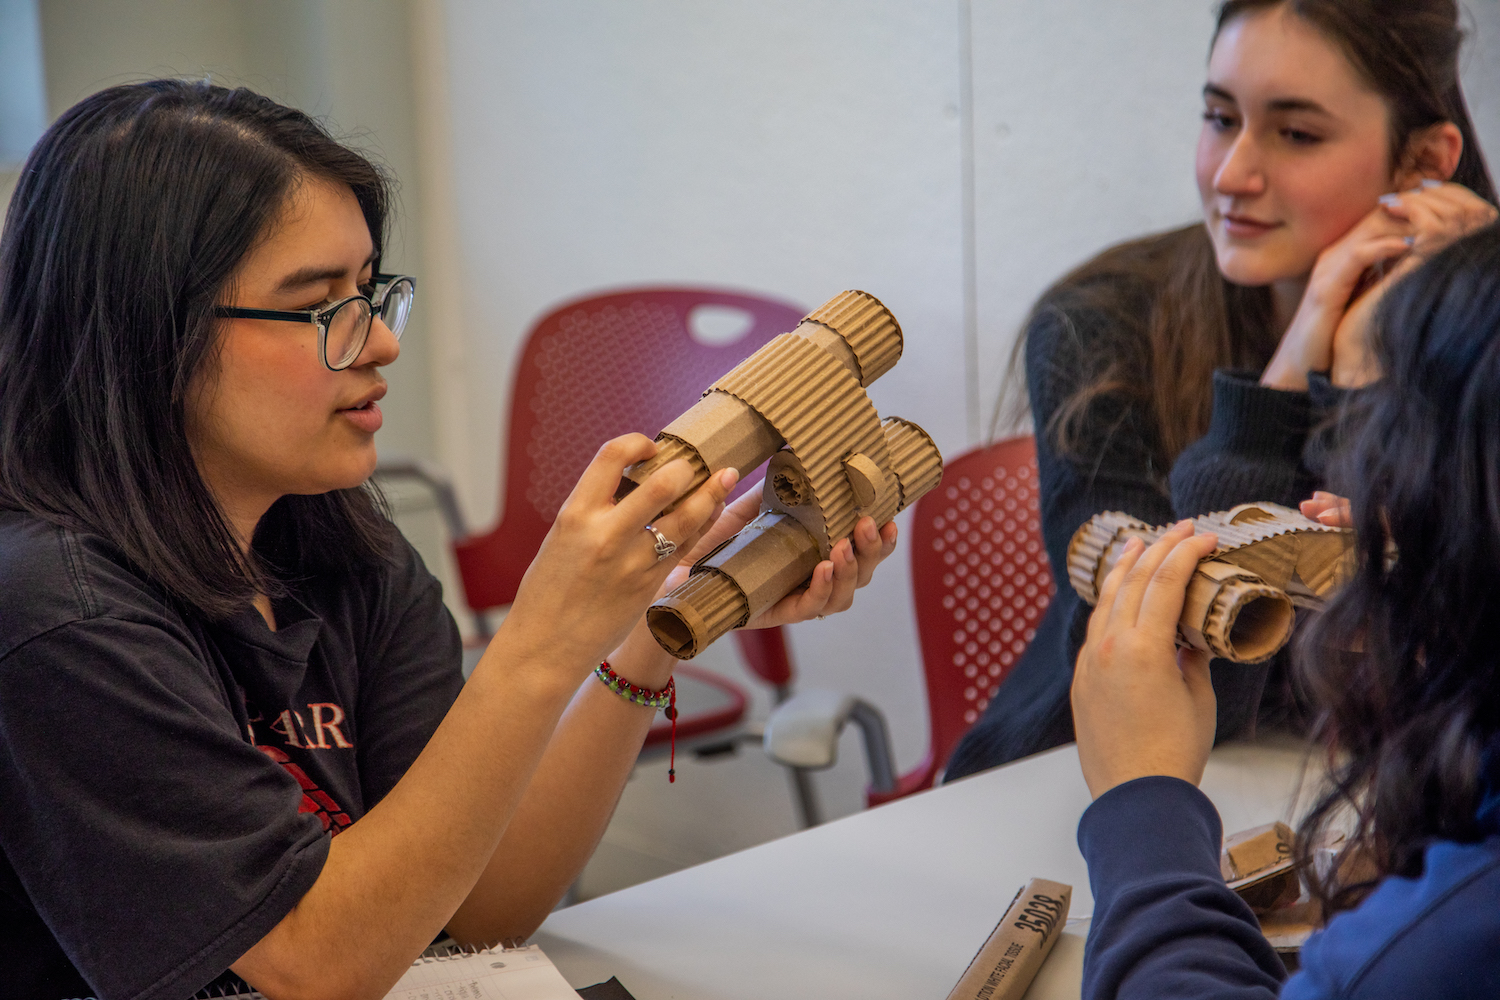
[
  {"x1": 1135, "y1": 530, "x2": 1219, "y2": 642},
  {"x1": 1300, "y1": 491, "x2": 1352, "y2": 527},
  {"x1": 1088, "y1": 535, "x2": 1143, "y2": 645},
  {"x1": 568, "y1": 434, "x2": 661, "y2": 510},
  {"x1": 610, "y1": 455, "x2": 701, "y2": 530},
  {"x1": 1106, "y1": 522, "x2": 1197, "y2": 631},
  {"x1": 650, "y1": 467, "x2": 739, "y2": 561}
]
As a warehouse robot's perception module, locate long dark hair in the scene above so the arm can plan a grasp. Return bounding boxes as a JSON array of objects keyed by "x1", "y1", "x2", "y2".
[
  {"x1": 1003, "y1": 0, "x2": 1496, "y2": 467},
  {"x1": 0, "y1": 80, "x2": 396, "y2": 619},
  {"x1": 1294, "y1": 221, "x2": 1500, "y2": 914}
]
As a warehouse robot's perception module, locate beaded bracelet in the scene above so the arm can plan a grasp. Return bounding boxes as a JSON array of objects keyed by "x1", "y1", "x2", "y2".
[{"x1": 594, "y1": 661, "x2": 679, "y2": 782}]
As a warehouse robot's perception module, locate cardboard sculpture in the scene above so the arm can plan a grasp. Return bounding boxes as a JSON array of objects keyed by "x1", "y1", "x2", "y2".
[
  {"x1": 618, "y1": 290, "x2": 943, "y2": 659},
  {"x1": 1067, "y1": 503, "x2": 1353, "y2": 663}
]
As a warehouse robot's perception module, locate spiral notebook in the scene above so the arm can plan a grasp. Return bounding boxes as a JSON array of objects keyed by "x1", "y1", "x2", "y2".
[{"x1": 198, "y1": 943, "x2": 584, "y2": 999}]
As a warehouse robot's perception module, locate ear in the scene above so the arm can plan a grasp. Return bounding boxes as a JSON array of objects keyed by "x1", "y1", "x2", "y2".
[{"x1": 1393, "y1": 121, "x2": 1464, "y2": 189}]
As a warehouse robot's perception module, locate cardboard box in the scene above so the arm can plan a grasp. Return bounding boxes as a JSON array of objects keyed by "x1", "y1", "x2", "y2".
[{"x1": 946, "y1": 879, "x2": 1072, "y2": 1000}]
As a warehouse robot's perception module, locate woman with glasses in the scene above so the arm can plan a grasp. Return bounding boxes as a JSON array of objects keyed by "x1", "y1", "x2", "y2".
[{"x1": 0, "y1": 80, "x2": 895, "y2": 1000}]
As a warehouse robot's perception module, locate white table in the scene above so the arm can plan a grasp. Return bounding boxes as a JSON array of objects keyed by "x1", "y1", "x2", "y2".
[{"x1": 536, "y1": 738, "x2": 1314, "y2": 999}]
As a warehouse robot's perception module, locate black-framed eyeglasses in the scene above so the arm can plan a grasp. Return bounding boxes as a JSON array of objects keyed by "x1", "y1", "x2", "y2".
[{"x1": 213, "y1": 273, "x2": 416, "y2": 371}]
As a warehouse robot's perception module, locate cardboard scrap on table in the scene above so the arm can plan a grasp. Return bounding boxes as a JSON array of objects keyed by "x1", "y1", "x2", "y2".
[
  {"x1": 946, "y1": 878, "x2": 1072, "y2": 1000},
  {"x1": 1067, "y1": 503, "x2": 1354, "y2": 663},
  {"x1": 1222, "y1": 821, "x2": 1321, "y2": 963},
  {"x1": 620, "y1": 290, "x2": 944, "y2": 660}
]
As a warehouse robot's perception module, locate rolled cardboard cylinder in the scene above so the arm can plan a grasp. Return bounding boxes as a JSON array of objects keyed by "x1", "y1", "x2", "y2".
[
  {"x1": 1067, "y1": 505, "x2": 1349, "y2": 664},
  {"x1": 648, "y1": 512, "x2": 823, "y2": 659}
]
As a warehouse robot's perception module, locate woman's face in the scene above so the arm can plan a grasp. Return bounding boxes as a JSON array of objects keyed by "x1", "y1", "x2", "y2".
[
  {"x1": 1197, "y1": 4, "x2": 1398, "y2": 286},
  {"x1": 189, "y1": 176, "x2": 399, "y2": 529}
]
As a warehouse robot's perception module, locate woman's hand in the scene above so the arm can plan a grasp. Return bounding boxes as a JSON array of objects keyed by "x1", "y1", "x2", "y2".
[
  {"x1": 1072, "y1": 522, "x2": 1221, "y2": 800},
  {"x1": 1300, "y1": 490, "x2": 1352, "y2": 528},
  {"x1": 1263, "y1": 181, "x2": 1498, "y2": 391},
  {"x1": 657, "y1": 483, "x2": 899, "y2": 628},
  {"x1": 500, "y1": 434, "x2": 739, "y2": 679}
]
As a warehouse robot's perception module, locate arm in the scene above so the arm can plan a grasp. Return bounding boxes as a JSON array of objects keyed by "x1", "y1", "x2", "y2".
[
  {"x1": 445, "y1": 497, "x2": 896, "y2": 943},
  {"x1": 231, "y1": 436, "x2": 729, "y2": 999},
  {"x1": 235, "y1": 439, "x2": 896, "y2": 998},
  {"x1": 1070, "y1": 526, "x2": 1303, "y2": 1000}
]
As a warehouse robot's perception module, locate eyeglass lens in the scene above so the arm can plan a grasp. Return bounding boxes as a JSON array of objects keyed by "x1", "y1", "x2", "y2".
[{"x1": 323, "y1": 279, "x2": 415, "y2": 370}]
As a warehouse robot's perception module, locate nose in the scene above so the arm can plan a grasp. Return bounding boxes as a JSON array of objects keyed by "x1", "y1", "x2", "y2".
[
  {"x1": 1213, "y1": 130, "x2": 1266, "y2": 198},
  {"x1": 355, "y1": 315, "x2": 401, "y2": 368}
]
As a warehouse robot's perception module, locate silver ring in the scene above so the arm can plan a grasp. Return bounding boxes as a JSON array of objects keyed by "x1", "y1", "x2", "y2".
[
  {"x1": 815, "y1": 615, "x2": 827, "y2": 621},
  {"x1": 645, "y1": 524, "x2": 677, "y2": 562}
]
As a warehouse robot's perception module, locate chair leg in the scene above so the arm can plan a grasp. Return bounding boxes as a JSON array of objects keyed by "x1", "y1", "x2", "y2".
[{"x1": 789, "y1": 766, "x2": 822, "y2": 828}]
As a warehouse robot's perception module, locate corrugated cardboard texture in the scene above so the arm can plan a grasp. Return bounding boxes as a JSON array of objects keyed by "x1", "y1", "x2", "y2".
[
  {"x1": 714, "y1": 332, "x2": 890, "y2": 551},
  {"x1": 1066, "y1": 504, "x2": 1352, "y2": 663},
  {"x1": 802, "y1": 290, "x2": 903, "y2": 386},
  {"x1": 634, "y1": 290, "x2": 942, "y2": 658},
  {"x1": 946, "y1": 879, "x2": 1072, "y2": 1000}
]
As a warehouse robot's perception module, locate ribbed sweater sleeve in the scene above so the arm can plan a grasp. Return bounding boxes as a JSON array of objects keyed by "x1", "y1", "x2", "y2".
[
  {"x1": 1169, "y1": 370, "x2": 1348, "y2": 516},
  {"x1": 1079, "y1": 777, "x2": 1292, "y2": 1000}
]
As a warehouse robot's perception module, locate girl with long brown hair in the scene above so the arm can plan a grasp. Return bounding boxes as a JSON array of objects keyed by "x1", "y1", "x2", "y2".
[{"x1": 947, "y1": 0, "x2": 1497, "y2": 778}]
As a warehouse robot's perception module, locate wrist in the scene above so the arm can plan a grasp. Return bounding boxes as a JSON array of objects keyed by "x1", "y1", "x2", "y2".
[{"x1": 603, "y1": 618, "x2": 678, "y2": 690}]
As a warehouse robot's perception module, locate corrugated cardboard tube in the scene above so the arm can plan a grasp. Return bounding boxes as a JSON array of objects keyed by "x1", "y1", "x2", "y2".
[
  {"x1": 619, "y1": 291, "x2": 943, "y2": 658},
  {"x1": 1067, "y1": 505, "x2": 1352, "y2": 664}
]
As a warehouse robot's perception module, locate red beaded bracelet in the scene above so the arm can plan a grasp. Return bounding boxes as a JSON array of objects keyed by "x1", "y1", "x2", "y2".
[{"x1": 594, "y1": 661, "x2": 679, "y2": 782}]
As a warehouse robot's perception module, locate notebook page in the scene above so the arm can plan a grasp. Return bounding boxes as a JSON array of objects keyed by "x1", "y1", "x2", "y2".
[{"x1": 388, "y1": 944, "x2": 579, "y2": 1000}]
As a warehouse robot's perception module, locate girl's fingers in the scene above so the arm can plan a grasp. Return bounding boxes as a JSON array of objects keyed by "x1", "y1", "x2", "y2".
[
  {"x1": 568, "y1": 433, "x2": 660, "y2": 509},
  {"x1": 651, "y1": 468, "x2": 738, "y2": 555},
  {"x1": 1136, "y1": 531, "x2": 1219, "y2": 641},
  {"x1": 1108, "y1": 522, "x2": 1196, "y2": 631},
  {"x1": 610, "y1": 456, "x2": 700, "y2": 529},
  {"x1": 1088, "y1": 535, "x2": 1143, "y2": 645}
]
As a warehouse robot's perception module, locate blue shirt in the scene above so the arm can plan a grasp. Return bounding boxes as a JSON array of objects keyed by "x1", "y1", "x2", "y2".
[{"x1": 1079, "y1": 774, "x2": 1500, "y2": 998}]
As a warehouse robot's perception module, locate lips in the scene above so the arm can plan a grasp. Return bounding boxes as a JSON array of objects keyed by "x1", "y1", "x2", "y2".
[
  {"x1": 338, "y1": 383, "x2": 386, "y2": 433},
  {"x1": 1220, "y1": 211, "x2": 1279, "y2": 238}
]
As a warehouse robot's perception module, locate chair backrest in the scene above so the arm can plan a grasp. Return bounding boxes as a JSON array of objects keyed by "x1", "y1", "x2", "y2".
[
  {"x1": 895, "y1": 435, "x2": 1055, "y2": 797},
  {"x1": 451, "y1": 287, "x2": 805, "y2": 685}
]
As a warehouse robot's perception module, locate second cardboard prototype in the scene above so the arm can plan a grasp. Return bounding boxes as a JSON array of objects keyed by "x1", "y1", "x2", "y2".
[
  {"x1": 946, "y1": 878, "x2": 1072, "y2": 1000},
  {"x1": 1067, "y1": 503, "x2": 1354, "y2": 663},
  {"x1": 624, "y1": 291, "x2": 944, "y2": 659}
]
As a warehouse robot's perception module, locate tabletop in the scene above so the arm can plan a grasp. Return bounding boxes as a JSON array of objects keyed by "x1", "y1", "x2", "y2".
[{"x1": 536, "y1": 737, "x2": 1316, "y2": 1000}]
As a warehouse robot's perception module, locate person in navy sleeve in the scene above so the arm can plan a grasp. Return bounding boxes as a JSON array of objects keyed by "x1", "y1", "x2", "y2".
[{"x1": 1070, "y1": 220, "x2": 1500, "y2": 998}]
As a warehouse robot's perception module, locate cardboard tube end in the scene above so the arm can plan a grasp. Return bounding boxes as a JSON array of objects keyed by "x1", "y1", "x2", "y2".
[
  {"x1": 1225, "y1": 592, "x2": 1295, "y2": 662},
  {"x1": 647, "y1": 605, "x2": 701, "y2": 660}
]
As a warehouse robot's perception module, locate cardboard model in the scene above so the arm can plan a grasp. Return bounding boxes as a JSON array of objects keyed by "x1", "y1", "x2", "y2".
[
  {"x1": 619, "y1": 290, "x2": 944, "y2": 659},
  {"x1": 1067, "y1": 503, "x2": 1353, "y2": 663}
]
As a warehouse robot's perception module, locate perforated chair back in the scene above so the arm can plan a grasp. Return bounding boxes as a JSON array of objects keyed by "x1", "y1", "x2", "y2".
[
  {"x1": 451, "y1": 287, "x2": 806, "y2": 684},
  {"x1": 871, "y1": 435, "x2": 1054, "y2": 805}
]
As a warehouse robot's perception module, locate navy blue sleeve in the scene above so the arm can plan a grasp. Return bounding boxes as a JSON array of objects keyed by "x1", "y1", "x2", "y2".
[{"x1": 1078, "y1": 776, "x2": 1292, "y2": 1000}]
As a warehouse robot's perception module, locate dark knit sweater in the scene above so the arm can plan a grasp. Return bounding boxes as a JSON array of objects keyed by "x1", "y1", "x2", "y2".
[{"x1": 947, "y1": 277, "x2": 1345, "y2": 779}]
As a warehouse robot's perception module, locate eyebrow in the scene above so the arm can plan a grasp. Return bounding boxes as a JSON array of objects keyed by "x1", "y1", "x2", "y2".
[
  {"x1": 274, "y1": 250, "x2": 379, "y2": 293},
  {"x1": 1203, "y1": 84, "x2": 1333, "y2": 117}
]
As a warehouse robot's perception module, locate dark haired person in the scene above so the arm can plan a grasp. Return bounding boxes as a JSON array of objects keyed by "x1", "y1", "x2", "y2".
[
  {"x1": 947, "y1": 0, "x2": 1498, "y2": 778},
  {"x1": 0, "y1": 81, "x2": 895, "y2": 1000},
  {"x1": 1070, "y1": 221, "x2": 1500, "y2": 998}
]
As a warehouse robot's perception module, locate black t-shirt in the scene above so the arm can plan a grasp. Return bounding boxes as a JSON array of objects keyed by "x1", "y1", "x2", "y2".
[{"x1": 0, "y1": 510, "x2": 463, "y2": 1000}]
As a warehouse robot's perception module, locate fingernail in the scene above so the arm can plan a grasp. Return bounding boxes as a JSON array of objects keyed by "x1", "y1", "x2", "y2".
[
  {"x1": 1379, "y1": 193, "x2": 1402, "y2": 207},
  {"x1": 718, "y1": 468, "x2": 739, "y2": 489},
  {"x1": 1403, "y1": 235, "x2": 1416, "y2": 246},
  {"x1": 1421, "y1": 178, "x2": 1443, "y2": 189}
]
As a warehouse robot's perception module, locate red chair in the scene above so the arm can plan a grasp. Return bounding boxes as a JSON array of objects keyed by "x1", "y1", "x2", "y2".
[
  {"x1": 763, "y1": 435, "x2": 1055, "y2": 809},
  {"x1": 378, "y1": 287, "x2": 821, "y2": 818}
]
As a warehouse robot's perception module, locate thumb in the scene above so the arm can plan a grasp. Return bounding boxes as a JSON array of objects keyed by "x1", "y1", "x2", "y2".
[{"x1": 1178, "y1": 647, "x2": 1216, "y2": 708}]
